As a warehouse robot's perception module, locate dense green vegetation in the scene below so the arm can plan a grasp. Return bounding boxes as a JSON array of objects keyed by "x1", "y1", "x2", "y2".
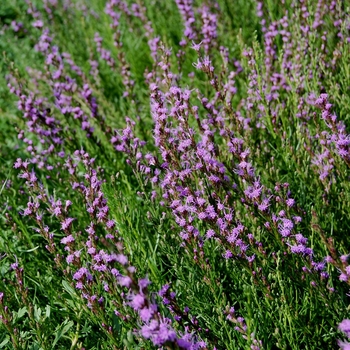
[{"x1": 0, "y1": 0, "x2": 350, "y2": 349}]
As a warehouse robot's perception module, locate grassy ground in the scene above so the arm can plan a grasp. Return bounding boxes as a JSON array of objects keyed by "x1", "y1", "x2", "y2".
[{"x1": 0, "y1": 0, "x2": 350, "y2": 349}]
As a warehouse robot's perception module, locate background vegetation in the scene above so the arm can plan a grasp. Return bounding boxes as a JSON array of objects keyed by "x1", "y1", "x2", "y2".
[{"x1": 0, "y1": 0, "x2": 349, "y2": 349}]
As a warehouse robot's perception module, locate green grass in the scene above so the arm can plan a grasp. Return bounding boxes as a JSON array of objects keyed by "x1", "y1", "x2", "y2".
[{"x1": 0, "y1": 0, "x2": 350, "y2": 349}]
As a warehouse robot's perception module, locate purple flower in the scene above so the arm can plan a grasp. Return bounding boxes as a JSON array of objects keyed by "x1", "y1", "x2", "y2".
[
  {"x1": 155, "y1": 322, "x2": 177, "y2": 345},
  {"x1": 139, "y1": 278, "x2": 151, "y2": 290},
  {"x1": 60, "y1": 235, "x2": 75, "y2": 245},
  {"x1": 76, "y1": 281, "x2": 83, "y2": 289},
  {"x1": 295, "y1": 234, "x2": 308, "y2": 245},
  {"x1": 139, "y1": 307, "x2": 154, "y2": 322},
  {"x1": 339, "y1": 319, "x2": 350, "y2": 338},
  {"x1": 159, "y1": 284, "x2": 170, "y2": 297},
  {"x1": 106, "y1": 220, "x2": 115, "y2": 228},
  {"x1": 116, "y1": 254, "x2": 128, "y2": 265},
  {"x1": 129, "y1": 294, "x2": 145, "y2": 310},
  {"x1": 73, "y1": 267, "x2": 88, "y2": 281},
  {"x1": 198, "y1": 212, "x2": 207, "y2": 220},
  {"x1": 339, "y1": 273, "x2": 348, "y2": 282},
  {"x1": 258, "y1": 198, "x2": 270, "y2": 211},
  {"x1": 206, "y1": 229, "x2": 215, "y2": 239},
  {"x1": 223, "y1": 250, "x2": 233, "y2": 259},
  {"x1": 11, "y1": 263, "x2": 19, "y2": 270},
  {"x1": 32, "y1": 20, "x2": 44, "y2": 28},
  {"x1": 338, "y1": 340, "x2": 350, "y2": 350},
  {"x1": 286, "y1": 198, "x2": 295, "y2": 207},
  {"x1": 66, "y1": 254, "x2": 74, "y2": 264},
  {"x1": 191, "y1": 41, "x2": 202, "y2": 51},
  {"x1": 117, "y1": 275, "x2": 132, "y2": 287},
  {"x1": 141, "y1": 320, "x2": 158, "y2": 339},
  {"x1": 61, "y1": 217, "x2": 75, "y2": 230},
  {"x1": 14, "y1": 158, "x2": 22, "y2": 169}
]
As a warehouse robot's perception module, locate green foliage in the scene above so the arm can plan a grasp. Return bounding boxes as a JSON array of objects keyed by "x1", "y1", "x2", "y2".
[{"x1": 0, "y1": 0, "x2": 350, "y2": 349}]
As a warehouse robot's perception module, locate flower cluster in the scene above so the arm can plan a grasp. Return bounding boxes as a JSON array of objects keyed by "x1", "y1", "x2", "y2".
[{"x1": 1, "y1": 0, "x2": 350, "y2": 348}]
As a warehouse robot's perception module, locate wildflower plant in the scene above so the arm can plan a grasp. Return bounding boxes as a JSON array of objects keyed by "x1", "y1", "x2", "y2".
[{"x1": 0, "y1": 0, "x2": 350, "y2": 349}]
